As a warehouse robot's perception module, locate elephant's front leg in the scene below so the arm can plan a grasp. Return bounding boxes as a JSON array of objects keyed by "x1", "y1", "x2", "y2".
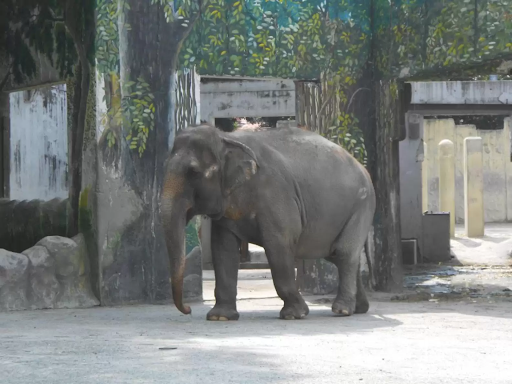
[
  {"x1": 263, "y1": 237, "x2": 309, "y2": 320},
  {"x1": 207, "y1": 223, "x2": 241, "y2": 321}
]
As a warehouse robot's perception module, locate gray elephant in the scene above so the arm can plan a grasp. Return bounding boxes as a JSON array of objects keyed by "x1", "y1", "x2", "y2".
[{"x1": 161, "y1": 123, "x2": 375, "y2": 320}]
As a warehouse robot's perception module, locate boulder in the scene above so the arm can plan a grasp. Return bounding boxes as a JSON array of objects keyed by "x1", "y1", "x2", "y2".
[
  {"x1": 183, "y1": 274, "x2": 202, "y2": 300},
  {"x1": 22, "y1": 245, "x2": 59, "y2": 309},
  {"x1": 0, "y1": 250, "x2": 29, "y2": 311},
  {"x1": 183, "y1": 246, "x2": 202, "y2": 301},
  {"x1": 37, "y1": 235, "x2": 99, "y2": 309}
]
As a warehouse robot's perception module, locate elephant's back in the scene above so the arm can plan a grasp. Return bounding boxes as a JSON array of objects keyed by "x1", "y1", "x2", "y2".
[
  {"x1": 232, "y1": 127, "x2": 368, "y2": 185},
  {"x1": 232, "y1": 127, "x2": 346, "y2": 160},
  {"x1": 235, "y1": 128, "x2": 374, "y2": 258}
]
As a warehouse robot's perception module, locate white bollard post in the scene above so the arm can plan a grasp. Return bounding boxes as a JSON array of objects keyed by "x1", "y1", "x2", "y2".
[
  {"x1": 464, "y1": 137, "x2": 485, "y2": 237},
  {"x1": 422, "y1": 142, "x2": 428, "y2": 212},
  {"x1": 439, "y1": 139, "x2": 455, "y2": 238}
]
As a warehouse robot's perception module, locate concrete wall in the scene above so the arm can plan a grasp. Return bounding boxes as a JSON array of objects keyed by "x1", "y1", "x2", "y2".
[
  {"x1": 200, "y1": 78, "x2": 295, "y2": 122},
  {"x1": 411, "y1": 81, "x2": 512, "y2": 105},
  {"x1": 9, "y1": 85, "x2": 68, "y2": 201},
  {"x1": 399, "y1": 113, "x2": 424, "y2": 254},
  {"x1": 424, "y1": 118, "x2": 512, "y2": 223}
]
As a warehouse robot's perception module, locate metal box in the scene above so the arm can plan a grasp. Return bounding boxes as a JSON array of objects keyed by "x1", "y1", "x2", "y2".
[
  {"x1": 402, "y1": 239, "x2": 418, "y2": 265},
  {"x1": 422, "y1": 212, "x2": 451, "y2": 262}
]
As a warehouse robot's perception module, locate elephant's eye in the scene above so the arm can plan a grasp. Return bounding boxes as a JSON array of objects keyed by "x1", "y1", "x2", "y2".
[{"x1": 187, "y1": 166, "x2": 201, "y2": 178}]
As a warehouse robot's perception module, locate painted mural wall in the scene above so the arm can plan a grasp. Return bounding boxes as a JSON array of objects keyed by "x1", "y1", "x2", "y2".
[
  {"x1": 181, "y1": 0, "x2": 371, "y2": 79},
  {"x1": 89, "y1": 0, "x2": 512, "y2": 299},
  {"x1": 9, "y1": 84, "x2": 68, "y2": 201},
  {"x1": 424, "y1": 117, "x2": 512, "y2": 223},
  {"x1": 374, "y1": 0, "x2": 512, "y2": 79}
]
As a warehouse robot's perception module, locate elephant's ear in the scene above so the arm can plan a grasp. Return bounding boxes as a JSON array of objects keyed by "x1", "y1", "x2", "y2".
[{"x1": 222, "y1": 137, "x2": 259, "y2": 195}]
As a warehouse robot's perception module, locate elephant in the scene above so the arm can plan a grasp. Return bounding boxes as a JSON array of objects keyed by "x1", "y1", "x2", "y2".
[{"x1": 161, "y1": 123, "x2": 376, "y2": 320}]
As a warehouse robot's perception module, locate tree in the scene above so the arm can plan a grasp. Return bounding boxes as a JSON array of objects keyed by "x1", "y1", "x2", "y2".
[
  {"x1": 93, "y1": 0, "x2": 207, "y2": 304},
  {"x1": 0, "y1": 0, "x2": 94, "y2": 237}
]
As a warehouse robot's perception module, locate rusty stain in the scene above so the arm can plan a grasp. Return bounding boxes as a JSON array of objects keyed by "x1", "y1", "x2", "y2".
[{"x1": 224, "y1": 205, "x2": 244, "y2": 221}]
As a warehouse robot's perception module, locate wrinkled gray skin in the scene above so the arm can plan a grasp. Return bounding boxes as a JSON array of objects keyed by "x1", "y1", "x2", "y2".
[{"x1": 161, "y1": 123, "x2": 376, "y2": 320}]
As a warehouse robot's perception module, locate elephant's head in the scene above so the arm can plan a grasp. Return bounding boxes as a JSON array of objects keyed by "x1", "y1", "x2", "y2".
[{"x1": 161, "y1": 124, "x2": 258, "y2": 314}]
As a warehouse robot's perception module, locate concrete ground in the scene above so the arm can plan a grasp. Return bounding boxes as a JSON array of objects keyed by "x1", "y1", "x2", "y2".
[
  {"x1": 451, "y1": 223, "x2": 512, "y2": 266},
  {"x1": 2, "y1": 224, "x2": 511, "y2": 383},
  {"x1": 2, "y1": 269, "x2": 512, "y2": 384}
]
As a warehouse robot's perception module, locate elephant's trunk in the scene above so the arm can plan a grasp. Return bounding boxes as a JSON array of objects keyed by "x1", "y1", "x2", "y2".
[{"x1": 161, "y1": 196, "x2": 191, "y2": 315}]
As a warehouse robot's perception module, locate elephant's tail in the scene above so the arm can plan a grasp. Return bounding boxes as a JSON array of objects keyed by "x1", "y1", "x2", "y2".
[{"x1": 364, "y1": 236, "x2": 374, "y2": 290}]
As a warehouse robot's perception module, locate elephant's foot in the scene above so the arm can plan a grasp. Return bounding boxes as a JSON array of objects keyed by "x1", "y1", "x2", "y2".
[
  {"x1": 207, "y1": 305, "x2": 240, "y2": 321},
  {"x1": 279, "y1": 301, "x2": 309, "y2": 320},
  {"x1": 355, "y1": 297, "x2": 370, "y2": 314},
  {"x1": 332, "y1": 297, "x2": 356, "y2": 317}
]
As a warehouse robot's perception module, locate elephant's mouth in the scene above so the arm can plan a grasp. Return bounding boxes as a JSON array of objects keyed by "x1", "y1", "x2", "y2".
[{"x1": 209, "y1": 212, "x2": 224, "y2": 221}]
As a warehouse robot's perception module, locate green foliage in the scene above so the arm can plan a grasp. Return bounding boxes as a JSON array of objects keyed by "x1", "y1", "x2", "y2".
[
  {"x1": 185, "y1": 217, "x2": 200, "y2": 255},
  {"x1": 181, "y1": 0, "x2": 370, "y2": 79},
  {"x1": 322, "y1": 113, "x2": 367, "y2": 166},
  {"x1": 96, "y1": 0, "x2": 122, "y2": 75},
  {"x1": 122, "y1": 78, "x2": 156, "y2": 157},
  {"x1": 97, "y1": 0, "x2": 203, "y2": 156},
  {"x1": 374, "y1": 0, "x2": 512, "y2": 78},
  {"x1": 179, "y1": 0, "x2": 371, "y2": 151},
  {"x1": 0, "y1": 0, "x2": 76, "y2": 89}
]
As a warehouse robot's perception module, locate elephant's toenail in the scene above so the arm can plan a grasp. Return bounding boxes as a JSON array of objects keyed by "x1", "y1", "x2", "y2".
[
  {"x1": 209, "y1": 315, "x2": 219, "y2": 321},
  {"x1": 342, "y1": 310, "x2": 349, "y2": 315},
  {"x1": 218, "y1": 316, "x2": 229, "y2": 321}
]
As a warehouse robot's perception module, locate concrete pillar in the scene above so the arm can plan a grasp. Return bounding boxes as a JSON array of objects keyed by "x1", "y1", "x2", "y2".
[
  {"x1": 438, "y1": 139, "x2": 455, "y2": 237},
  {"x1": 422, "y1": 142, "x2": 428, "y2": 212},
  {"x1": 464, "y1": 137, "x2": 485, "y2": 237}
]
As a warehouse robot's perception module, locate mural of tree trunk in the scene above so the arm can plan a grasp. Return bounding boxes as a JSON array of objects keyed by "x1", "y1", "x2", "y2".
[
  {"x1": 64, "y1": 0, "x2": 95, "y2": 238},
  {"x1": 95, "y1": 0, "x2": 201, "y2": 305},
  {"x1": 372, "y1": 80, "x2": 404, "y2": 292}
]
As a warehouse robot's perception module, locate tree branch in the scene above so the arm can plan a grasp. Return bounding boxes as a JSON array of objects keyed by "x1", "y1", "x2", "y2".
[
  {"x1": 346, "y1": 87, "x2": 371, "y2": 113},
  {"x1": 0, "y1": 63, "x2": 13, "y2": 91}
]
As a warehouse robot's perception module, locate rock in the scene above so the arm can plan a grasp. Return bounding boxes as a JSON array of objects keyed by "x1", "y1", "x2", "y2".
[
  {"x1": 183, "y1": 246, "x2": 202, "y2": 301},
  {"x1": 185, "y1": 246, "x2": 202, "y2": 277},
  {"x1": 22, "y1": 245, "x2": 59, "y2": 309},
  {"x1": 0, "y1": 250, "x2": 29, "y2": 311},
  {"x1": 37, "y1": 235, "x2": 99, "y2": 309},
  {"x1": 38, "y1": 236, "x2": 81, "y2": 278},
  {"x1": 183, "y1": 274, "x2": 202, "y2": 300}
]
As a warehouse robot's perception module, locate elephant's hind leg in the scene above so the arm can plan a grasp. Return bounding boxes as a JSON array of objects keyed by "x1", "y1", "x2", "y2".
[
  {"x1": 262, "y1": 235, "x2": 309, "y2": 320},
  {"x1": 330, "y1": 212, "x2": 371, "y2": 316},
  {"x1": 355, "y1": 265, "x2": 369, "y2": 314}
]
